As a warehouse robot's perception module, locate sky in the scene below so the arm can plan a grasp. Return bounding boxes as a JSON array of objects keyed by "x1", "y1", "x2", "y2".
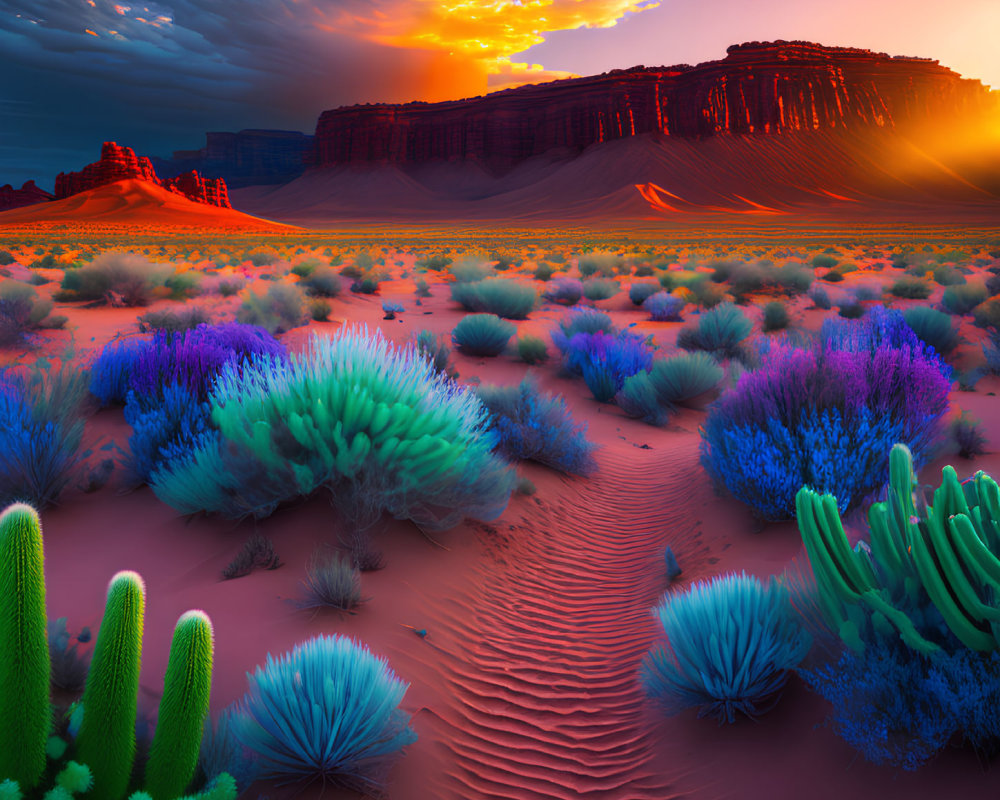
[{"x1": 1, "y1": 0, "x2": 996, "y2": 189}]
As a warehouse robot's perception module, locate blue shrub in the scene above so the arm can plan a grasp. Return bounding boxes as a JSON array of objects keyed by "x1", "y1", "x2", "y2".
[
  {"x1": 643, "y1": 291, "x2": 685, "y2": 321},
  {"x1": 0, "y1": 364, "x2": 87, "y2": 508},
  {"x1": 550, "y1": 308, "x2": 614, "y2": 358},
  {"x1": 542, "y1": 278, "x2": 583, "y2": 306},
  {"x1": 124, "y1": 383, "x2": 214, "y2": 484},
  {"x1": 451, "y1": 313, "x2": 516, "y2": 356},
  {"x1": 89, "y1": 337, "x2": 149, "y2": 406},
  {"x1": 232, "y1": 635, "x2": 416, "y2": 790},
  {"x1": 476, "y1": 377, "x2": 597, "y2": 475},
  {"x1": 563, "y1": 331, "x2": 654, "y2": 402},
  {"x1": 642, "y1": 572, "x2": 811, "y2": 723},
  {"x1": 801, "y1": 640, "x2": 1000, "y2": 770}
]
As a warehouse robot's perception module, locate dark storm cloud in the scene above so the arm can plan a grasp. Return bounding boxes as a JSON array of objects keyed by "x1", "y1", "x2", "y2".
[{"x1": 0, "y1": 0, "x2": 483, "y2": 188}]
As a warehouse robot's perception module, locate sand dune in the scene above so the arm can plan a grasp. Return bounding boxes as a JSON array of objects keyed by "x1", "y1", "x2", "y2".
[
  {"x1": 230, "y1": 129, "x2": 1000, "y2": 226},
  {"x1": 0, "y1": 179, "x2": 297, "y2": 231}
]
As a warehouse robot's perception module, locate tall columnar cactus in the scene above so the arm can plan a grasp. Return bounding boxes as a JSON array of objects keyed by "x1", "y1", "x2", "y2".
[
  {"x1": 145, "y1": 611, "x2": 215, "y2": 800},
  {"x1": 797, "y1": 443, "x2": 1000, "y2": 655},
  {"x1": 75, "y1": 570, "x2": 146, "y2": 800},
  {"x1": 0, "y1": 503, "x2": 51, "y2": 788}
]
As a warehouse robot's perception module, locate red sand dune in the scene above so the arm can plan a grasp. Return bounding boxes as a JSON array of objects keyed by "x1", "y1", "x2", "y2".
[
  {"x1": 231, "y1": 128, "x2": 1000, "y2": 227},
  {"x1": 0, "y1": 179, "x2": 296, "y2": 231}
]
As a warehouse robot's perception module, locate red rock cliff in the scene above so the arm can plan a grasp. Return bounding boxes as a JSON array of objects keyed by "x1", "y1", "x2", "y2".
[
  {"x1": 314, "y1": 41, "x2": 999, "y2": 172},
  {"x1": 0, "y1": 180, "x2": 54, "y2": 212},
  {"x1": 54, "y1": 142, "x2": 231, "y2": 208}
]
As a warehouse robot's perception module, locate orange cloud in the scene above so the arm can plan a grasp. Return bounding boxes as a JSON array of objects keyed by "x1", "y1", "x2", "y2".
[{"x1": 311, "y1": 0, "x2": 658, "y2": 93}]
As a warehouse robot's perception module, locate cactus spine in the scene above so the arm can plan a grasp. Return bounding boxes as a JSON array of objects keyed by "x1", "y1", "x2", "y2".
[
  {"x1": 75, "y1": 570, "x2": 146, "y2": 800},
  {"x1": 144, "y1": 610, "x2": 215, "y2": 800},
  {"x1": 0, "y1": 504, "x2": 50, "y2": 788}
]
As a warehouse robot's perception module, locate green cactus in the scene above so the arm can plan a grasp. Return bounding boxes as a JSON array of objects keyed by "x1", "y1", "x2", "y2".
[
  {"x1": 797, "y1": 443, "x2": 1000, "y2": 654},
  {"x1": 145, "y1": 611, "x2": 215, "y2": 800},
  {"x1": 0, "y1": 503, "x2": 51, "y2": 788},
  {"x1": 75, "y1": 571, "x2": 146, "y2": 800}
]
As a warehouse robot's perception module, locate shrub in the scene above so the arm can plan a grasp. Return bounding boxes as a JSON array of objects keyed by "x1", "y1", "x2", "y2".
[
  {"x1": 617, "y1": 372, "x2": 669, "y2": 425},
  {"x1": 647, "y1": 352, "x2": 723, "y2": 407},
  {"x1": 628, "y1": 281, "x2": 661, "y2": 306},
  {"x1": 836, "y1": 298, "x2": 865, "y2": 319},
  {"x1": 350, "y1": 274, "x2": 382, "y2": 294},
  {"x1": 852, "y1": 283, "x2": 882, "y2": 303},
  {"x1": 236, "y1": 282, "x2": 307, "y2": 334},
  {"x1": 452, "y1": 313, "x2": 516, "y2": 356},
  {"x1": 0, "y1": 280, "x2": 62, "y2": 346},
  {"x1": 164, "y1": 270, "x2": 203, "y2": 300},
  {"x1": 290, "y1": 259, "x2": 319, "y2": 278},
  {"x1": 560, "y1": 330, "x2": 653, "y2": 402},
  {"x1": 643, "y1": 291, "x2": 684, "y2": 321},
  {"x1": 382, "y1": 301, "x2": 404, "y2": 320},
  {"x1": 414, "y1": 277, "x2": 431, "y2": 297},
  {"x1": 449, "y1": 258, "x2": 493, "y2": 283},
  {"x1": 299, "y1": 267, "x2": 342, "y2": 297},
  {"x1": 676, "y1": 303, "x2": 752, "y2": 360},
  {"x1": 581, "y1": 278, "x2": 619, "y2": 302},
  {"x1": 808, "y1": 284, "x2": 831, "y2": 309},
  {"x1": 550, "y1": 309, "x2": 614, "y2": 357},
  {"x1": 516, "y1": 335, "x2": 548, "y2": 364},
  {"x1": 890, "y1": 276, "x2": 932, "y2": 299},
  {"x1": 296, "y1": 551, "x2": 362, "y2": 611},
  {"x1": 231, "y1": 635, "x2": 416, "y2": 790},
  {"x1": 701, "y1": 315, "x2": 951, "y2": 520},
  {"x1": 215, "y1": 277, "x2": 245, "y2": 297},
  {"x1": 476, "y1": 377, "x2": 597, "y2": 475},
  {"x1": 578, "y1": 252, "x2": 622, "y2": 278},
  {"x1": 90, "y1": 337, "x2": 149, "y2": 406},
  {"x1": 774, "y1": 263, "x2": 813, "y2": 294},
  {"x1": 973, "y1": 297, "x2": 1000, "y2": 330},
  {"x1": 950, "y1": 411, "x2": 987, "y2": 458},
  {"x1": 221, "y1": 534, "x2": 281, "y2": 580},
  {"x1": 451, "y1": 278, "x2": 537, "y2": 319},
  {"x1": 812, "y1": 254, "x2": 838, "y2": 269},
  {"x1": 151, "y1": 327, "x2": 515, "y2": 531},
  {"x1": 823, "y1": 269, "x2": 844, "y2": 283},
  {"x1": 246, "y1": 247, "x2": 280, "y2": 267},
  {"x1": 0, "y1": 251, "x2": 14, "y2": 266},
  {"x1": 308, "y1": 298, "x2": 331, "y2": 321},
  {"x1": 903, "y1": 306, "x2": 958, "y2": 354},
  {"x1": 58, "y1": 251, "x2": 169, "y2": 305},
  {"x1": 415, "y1": 254, "x2": 451, "y2": 271},
  {"x1": 942, "y1": 282, "x2": 988, "y2": 315},
  {"x1": 762, "y1": 301, "x2": 789, "y2": 332},
  {"x1": 411, "y1": 330, "x2": 454, "y2": 377},
  {"x1": 137, "y1": 306, "x2": 212, "y2": 333},
  {"x1": 0, "y1": 361, "x2": 87, "y2": 508},
  {"x1": 641, "y1": 573, "x2": 810, "y2": 723},
  {"x1": 542, "y1": 278, "x2": 583, "y2": 306},
  {"x1": 932, "y1": 264, "x2": 966, "y2": 286},
  {"x1": 533, "y1": 261, "x2": 555, "y2": 281}
]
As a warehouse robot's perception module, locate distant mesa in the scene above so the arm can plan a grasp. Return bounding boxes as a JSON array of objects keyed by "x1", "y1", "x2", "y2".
[
  {"x1": 151, "y1": 130, "x2": 314, "y2": 189},
  {"x1": 312, "y1": 40, "x2": 999, "y2": 173},
  {"x1": 0, "y1": 180, "x2": 54, "y2": 212},
  {"x1": 54, "y1": 142, "x2": 232, "y2": 208}
]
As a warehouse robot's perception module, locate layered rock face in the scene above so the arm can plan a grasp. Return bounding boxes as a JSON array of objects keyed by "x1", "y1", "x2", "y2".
[
  {"x1": 152, "y1": 130, "x2": 314, "y2": 188},
  {"x1": 54, "y1": 142, "x2": 231, "y2": 207},
  {"x1": 0, "y1": 181, "x2": 54, "y2": 212},
  {"x1": 314, "y1": 41, "x2": 999, "y2": 172}
]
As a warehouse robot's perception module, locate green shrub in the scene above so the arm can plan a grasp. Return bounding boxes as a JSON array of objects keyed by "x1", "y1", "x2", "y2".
[
  {"x1": 677, "y1": 303, "x2": 752, "y2": 359},
  {"x1": 0, "y1": 281, "x2": 63, "y2": 344},
  {"x1": 246, "y1": 247, "x2": 280, "y2": 267},
  {"x1": 452, "y1": 314, "x2": 516, "y2": 356},
  {"x1": 0, "y1": 251, "x2": 15, "y2": 266},
  {"x1": 762, "y1": 301, "x2": 789, "y2": 332},
  {"x1": 414, "y1": 277, "x2": 431, "y2": 297},
  {"x1": 890, "y1": 277, "x2": 932, "y2": 299},
  {"x1": 290, "y1": 259, "x2": 319, "y2": 278},
  {"x1": 578, "y1": 252, "x2": 622, "y2": 278},
  {"x1": 811, "y1": 254, "x2": 838, "y2": 269},
  {"x1": 151, "y1": 328, "x2": 515, "y2": 532},
  {"x1": 451, "y1": 278, "x2": 537, "y2": 319},
  {"x1": 628, "y1": 281, "x2": 661, "y2": 306},
  {"x1": 137, "y1": 306, "x2": 212, "y2": 333},
  {"x1": 308, "y1": 298, "x2": 331, "y2": 321},
  {"x1": 902, "y1": 306, "x2": 958, "y2": 353},
  {"x1": 516, "y1": 335, "x2": 548, "y2": 364},
  {"x1": 647, "y1": 352, "x2": 724, "y2": 407},
  {"x1": 164, "y1": 271, "x2": 202, "y2": 300},
  {"x1": 533, "y1": 261, "x2": 555, "y2": 281},
  {"x1": 350, "y1": 275, "x2": 381, "y2": 294},
  {"x1": 300, "y1": 268, "x2": 342, "y2": 297},
  {"x1": 973, "y1": 297, "x2": 1000, "y2": 329},
  {"x1": 932, "y1": 264, "x2": 966, "y2": 286},
  {"x1": 941, "y1": 283, "x2": 988, "y2": 315},
  {"x1": 582, "y1": 278, "x2": 619, "y2": 302},
  {"x1": 58, "y1": 251, "x2": 169, "y2": 306},
  {"x1": 415, "y1": 254, "x2": 452, "y2": 271},
  {"x1": 236, "y1": 283, "x2": 307, "y2": 334},
  {"x1": 449, "y1": 258, "x2": 494, "y2": 283}
]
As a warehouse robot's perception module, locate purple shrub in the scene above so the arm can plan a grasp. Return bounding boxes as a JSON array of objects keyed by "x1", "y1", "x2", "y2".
[
  {"x1": 701, "y1": 322, "x2": 951, "y2": 519},
  {"x1": 129, "y1": 322, "x2": 286, "y2": 401},
  {"x1": 643, "y1": 291, "x2": 685, "y2": 321},
  {"x1": 564, "y1": 330, "x2": 654, "y2": 402}
]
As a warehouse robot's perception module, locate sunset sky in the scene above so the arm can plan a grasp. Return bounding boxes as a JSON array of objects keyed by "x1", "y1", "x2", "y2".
[{"x1": 1, "y1": 0, "x2": 996, "y2": 188}]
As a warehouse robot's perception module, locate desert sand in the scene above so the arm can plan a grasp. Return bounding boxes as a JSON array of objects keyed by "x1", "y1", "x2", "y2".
[{"x1": 2, "y1": 234, "x2": 999, "y2": 799}]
